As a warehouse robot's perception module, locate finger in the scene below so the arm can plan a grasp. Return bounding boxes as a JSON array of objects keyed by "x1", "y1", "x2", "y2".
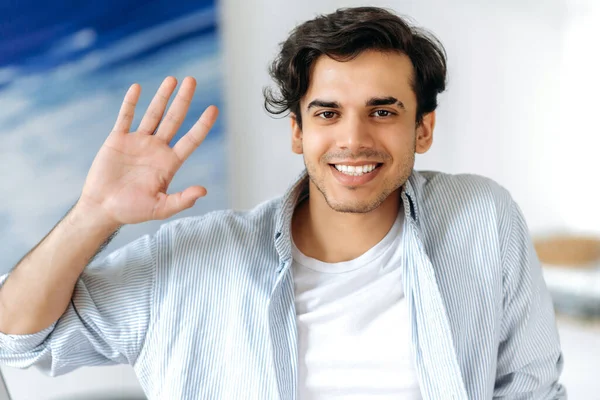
[
  {"x1": 137, "y1": 76, "x2": 178, "y2": 135},
  {"x1": 155, "y1": 76, "x2": 197, "y2": 141},
  {"x1": 153, "y1": 186, "x2": 207, "y2": 220},
  {"x1": 172, "y1": 105, "x2": 219, "y2": 162},
  {"x1": 111, "y1": 84, "x2": 141, "y2": 134}
]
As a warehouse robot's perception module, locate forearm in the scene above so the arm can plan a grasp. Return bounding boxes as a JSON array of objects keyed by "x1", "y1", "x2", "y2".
[{"x1": 0, "y1": 201, "x2": 121, "y2": 335}]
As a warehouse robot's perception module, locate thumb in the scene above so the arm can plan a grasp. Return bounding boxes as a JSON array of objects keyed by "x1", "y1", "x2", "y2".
[{"x1": 154, "y1": 186, "x2": 207, "y2": 220}]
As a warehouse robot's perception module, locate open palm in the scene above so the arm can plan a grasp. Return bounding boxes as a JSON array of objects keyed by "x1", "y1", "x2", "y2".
[{"x1": 79, "y1": 76, "x2": 218, "y2": 225}]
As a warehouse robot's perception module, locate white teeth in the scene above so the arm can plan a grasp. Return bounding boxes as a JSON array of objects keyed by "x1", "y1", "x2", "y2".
[{"x1": 334, "y1": 164, "x2": 377, "y2": 176}]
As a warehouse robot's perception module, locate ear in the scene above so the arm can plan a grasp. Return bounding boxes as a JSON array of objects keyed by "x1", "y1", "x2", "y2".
[
  {"x1": 291, "y1": 113, "x2": 303, "y2": 154},
  {"x1": 415, "y1": 111, "x2": 435, "y2": 154}
]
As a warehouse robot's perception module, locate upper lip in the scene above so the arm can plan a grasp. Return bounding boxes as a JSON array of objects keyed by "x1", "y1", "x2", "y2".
[{"x1": 330, "y1": 161, "x2": 381, "y2": 166}]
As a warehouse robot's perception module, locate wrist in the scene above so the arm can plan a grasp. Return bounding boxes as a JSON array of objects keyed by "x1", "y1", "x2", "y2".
[{"x1": 70, "y1": 198, "x2": 123, "y2": 234}]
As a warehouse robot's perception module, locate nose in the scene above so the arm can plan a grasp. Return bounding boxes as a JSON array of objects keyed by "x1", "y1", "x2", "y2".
[{"x1": 335, "y1": 114, "x2": 375, "y2": 152}]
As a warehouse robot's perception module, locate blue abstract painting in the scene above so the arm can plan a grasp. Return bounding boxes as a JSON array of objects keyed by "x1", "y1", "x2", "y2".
[{"x1": 0, "y1": 0, "x2": 226, "y2": 273}]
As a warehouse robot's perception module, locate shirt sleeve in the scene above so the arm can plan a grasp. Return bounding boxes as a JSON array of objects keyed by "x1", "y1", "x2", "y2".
[
  {"x1": 0, "y1": 226, "x2": 163, "y2": 376},
  {"x1": 493, "y1": 200, "x2": 567, "y2": 399}
]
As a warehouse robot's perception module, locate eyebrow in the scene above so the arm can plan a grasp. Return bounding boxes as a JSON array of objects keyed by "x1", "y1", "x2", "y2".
[
  {"x1": 306, "y1": 99, "x2": 340, "y2": 110},
  {"x1": 306, "y1": 96, "x2": 405, "y2": 111},
  {"x1": 366, "y1": 96, "x2": 405, "y2": 109}
]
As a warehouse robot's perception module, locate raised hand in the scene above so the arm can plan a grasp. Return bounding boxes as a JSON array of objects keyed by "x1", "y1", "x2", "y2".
[{"x1": 78, "y1": 76, "x2": 218, "y2": 225}]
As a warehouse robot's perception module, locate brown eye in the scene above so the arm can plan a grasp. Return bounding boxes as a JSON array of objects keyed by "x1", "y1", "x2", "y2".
[
  {"x1": 318, "y1": 111, "x2": 336, "y2": 119},
  {"x1": 373, "y1": 110, "x2": 392, "y2": 117}
]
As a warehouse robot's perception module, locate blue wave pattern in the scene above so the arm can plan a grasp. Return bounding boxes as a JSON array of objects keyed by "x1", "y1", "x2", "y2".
[
  {"x1": 0, "y1": 0, "x2": 226, "y2": 274},
  {"x1": 0, "y1": 171, "x2": 566, "y2": 399},
  {"x1": 0, "y1": 0, "x2": 216, "y2": 69}
]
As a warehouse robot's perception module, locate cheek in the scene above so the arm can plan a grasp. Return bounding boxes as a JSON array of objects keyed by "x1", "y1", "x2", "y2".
[
  {"x1": 386, "y1": 128, "x2": 416, "y2": 149},
  {"x1": 300, "y1": 132, "x2": 330, "y2": 158}
]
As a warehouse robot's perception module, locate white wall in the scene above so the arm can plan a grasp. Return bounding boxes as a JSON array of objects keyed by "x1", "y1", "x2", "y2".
[
  {"x1": 4, "y1": 0, "x2": 600, "y2": 398},
  {"x1": 553, "y1": 0, "x2": 600, "y2": 233}
]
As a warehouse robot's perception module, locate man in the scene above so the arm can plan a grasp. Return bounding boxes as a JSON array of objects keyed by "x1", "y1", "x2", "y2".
[{"x1": 0, "y1": 6, "x2": 565, "y2": 400}]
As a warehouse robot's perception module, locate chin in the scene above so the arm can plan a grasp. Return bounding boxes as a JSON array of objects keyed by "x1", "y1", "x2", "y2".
[
  {"x1": 329, "y1": 204, "x2": 380, "y2": 214},
  {"x1": 324, "y1": 193, "x2": 386, "y2": 214}
]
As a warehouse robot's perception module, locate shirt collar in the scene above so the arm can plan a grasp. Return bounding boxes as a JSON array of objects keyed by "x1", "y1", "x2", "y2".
[{"x1": 273, "y1": 168, "x2": 424, "y2": 265}]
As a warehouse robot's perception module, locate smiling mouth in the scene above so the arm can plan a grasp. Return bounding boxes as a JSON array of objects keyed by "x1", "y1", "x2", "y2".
[{"x1": 330, "y1": 163, "x2": 382, "y2": 176}]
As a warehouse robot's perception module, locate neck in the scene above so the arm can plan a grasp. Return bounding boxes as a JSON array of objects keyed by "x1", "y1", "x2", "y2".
[{"x1": 292, "y1": 182, "x2": 402, "y2": 263}]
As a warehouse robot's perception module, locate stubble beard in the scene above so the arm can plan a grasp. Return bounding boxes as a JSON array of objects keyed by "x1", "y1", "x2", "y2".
[{"x1": 304, "y1": 150, "x2": 415, "y2": 214}]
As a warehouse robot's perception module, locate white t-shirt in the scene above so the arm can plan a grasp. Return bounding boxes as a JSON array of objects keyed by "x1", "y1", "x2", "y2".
[{"x1": 292, "y1": 212, "x2": 422, "y2": 399}]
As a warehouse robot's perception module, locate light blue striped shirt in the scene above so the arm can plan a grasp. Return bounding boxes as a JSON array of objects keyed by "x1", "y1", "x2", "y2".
[{"x1": 0, "y1": 170, "x2": 566, "y2": 399}]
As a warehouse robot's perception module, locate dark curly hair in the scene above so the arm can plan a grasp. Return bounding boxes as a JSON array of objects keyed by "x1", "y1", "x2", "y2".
[{"x1": 263, "y1": 7, "x2": 447, "y2": 129}]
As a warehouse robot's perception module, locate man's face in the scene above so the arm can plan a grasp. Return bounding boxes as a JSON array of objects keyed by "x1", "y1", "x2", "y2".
[{"x1": 292, "y1": 50, "x2": 434, "y2": 213}]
